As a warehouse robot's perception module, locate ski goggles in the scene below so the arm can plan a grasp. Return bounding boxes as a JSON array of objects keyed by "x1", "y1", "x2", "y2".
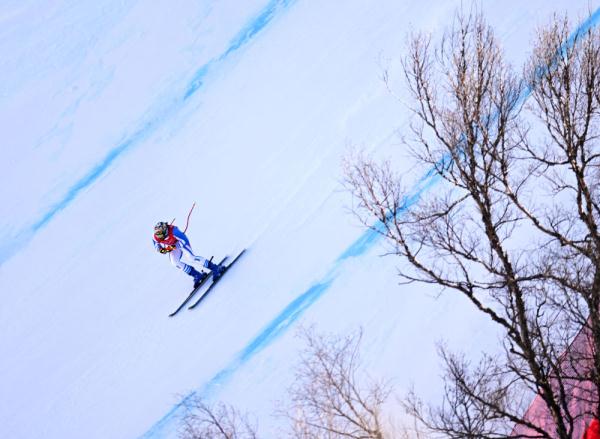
[{"x1": 154, "y1": 225, "x2": 167, "y2": 239}]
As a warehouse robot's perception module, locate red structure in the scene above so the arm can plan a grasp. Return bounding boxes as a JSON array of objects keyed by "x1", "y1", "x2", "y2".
[
  {"x1": 582, "y1": 419, "x2": 600, "y2": 439},
  {"x1": 512, "y1": 324, "x2": 598, "y2": 438}
]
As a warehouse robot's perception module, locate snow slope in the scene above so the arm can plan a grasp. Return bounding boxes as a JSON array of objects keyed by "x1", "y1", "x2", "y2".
[{"x1": 1, "y1": 1, "x2": 598, "y2": 438}]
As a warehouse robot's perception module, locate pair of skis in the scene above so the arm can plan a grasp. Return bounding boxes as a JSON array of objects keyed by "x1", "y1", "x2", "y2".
[{"x1": 169, "y1": 249, "x2": 246, "y2": 317}]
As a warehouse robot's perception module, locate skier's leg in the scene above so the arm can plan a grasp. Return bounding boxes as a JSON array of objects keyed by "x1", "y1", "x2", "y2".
[
  {"x1": 169, "y1": 247, "x2": 206, "y2": 286},
  {"x1": 176, "y1": 242, "x2": 220, "y2": 279},
  {"x1": 181, "y1": 245, "x2": 207, "y2": 267},
  {"x1": 168, "y1": 247, "x2": 186, "y2": 270},
  {"x1": 203, "y1": 258, "x2": 224, "y2": 279},
  {"x1": 179, "y1": 243, "x2": 210, "y2": 266},
  {"x1": 178, "y1": 242, "x2": 217, "y2": 275}
]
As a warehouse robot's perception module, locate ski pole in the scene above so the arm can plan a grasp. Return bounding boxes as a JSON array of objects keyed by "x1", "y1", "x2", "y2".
[{"x1": 183, "y1": 202, "x2": 196, "y2": 233}]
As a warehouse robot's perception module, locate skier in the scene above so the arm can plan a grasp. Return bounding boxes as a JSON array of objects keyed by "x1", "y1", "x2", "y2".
[{"x1": 153, "y1": 221, "x2": 223, "y2": 288}]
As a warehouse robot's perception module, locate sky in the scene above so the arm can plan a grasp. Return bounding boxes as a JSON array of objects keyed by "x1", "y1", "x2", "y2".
[{"x1": 1, "y1": 1, "x2": 599, "y2": 438}]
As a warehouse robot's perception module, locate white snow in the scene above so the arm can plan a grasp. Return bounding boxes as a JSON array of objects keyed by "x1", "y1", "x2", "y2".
[{"x1": 0, "y1": 1, "x2": 598, "y2": 438}]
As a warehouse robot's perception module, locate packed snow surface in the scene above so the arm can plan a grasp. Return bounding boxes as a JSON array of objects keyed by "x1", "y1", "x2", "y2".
[{"x1": 1, "y1": 1, "x2": 598, "y2": 438}]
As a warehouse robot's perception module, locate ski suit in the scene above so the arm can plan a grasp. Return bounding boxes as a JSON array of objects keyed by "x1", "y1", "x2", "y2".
[{"x1": 153, "y1": 225, "x2": 208, "y2": 275}]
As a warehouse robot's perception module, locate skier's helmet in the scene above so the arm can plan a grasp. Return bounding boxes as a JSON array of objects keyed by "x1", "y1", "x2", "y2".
[{"x1": 154, "y1": 221, "x2": 169, "y2": 239}]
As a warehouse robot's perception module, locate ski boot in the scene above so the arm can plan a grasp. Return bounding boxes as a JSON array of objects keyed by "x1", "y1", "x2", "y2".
[
  {"x1": 188, "y1": 266, "x2": 208, "y2": 288},
  {"x1": 204, "y1": 259, "x2": 225, "y2": 280}
]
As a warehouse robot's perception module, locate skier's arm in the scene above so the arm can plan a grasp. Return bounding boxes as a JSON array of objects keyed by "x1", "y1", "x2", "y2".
[{"x1": 153, "y1": 239, "x2": 167, "y2": 253}]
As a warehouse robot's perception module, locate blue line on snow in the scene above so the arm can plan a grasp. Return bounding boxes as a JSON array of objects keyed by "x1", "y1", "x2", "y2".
[
  {"x1": 32, "y1": 132, "x2": 140, "y2": 233},
  {"x1": 139, "y1": 277, "x2": 336, "y2": 439},
  {"x1": 221, "y1": 0, "x2": 295, "y2": 60},
  {"x1": 139, "y1": 8, "x2": 600, "y2": 438},
  {"x1": 185, "y1": 0, "x2": 295, "y2": 100},
  {"x1": 0, "y1": 0, "x2": 297, "y2": 266}
]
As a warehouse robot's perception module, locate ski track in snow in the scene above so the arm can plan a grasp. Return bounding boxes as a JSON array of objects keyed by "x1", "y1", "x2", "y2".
[
  {"x1": 0, "y1": 0, "x2": 297, "y2": 267},
  {"x1": 139, "y1": 8, "x2": 600, "y2": 438}
]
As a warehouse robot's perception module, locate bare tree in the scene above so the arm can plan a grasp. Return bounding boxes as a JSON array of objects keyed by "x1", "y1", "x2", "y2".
[
  {"x1": 282, "y1": 327, "x2": 392, "y2": 439},
  {"x1": 345, "y1": 9, "x2": 600, "y2": 439},
  {"x1": 179, "y1": 328, "x2": 393, "y2": 439},
  {"x1": 179, "y1": 397, "x2": 259, "y2": 439}
]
